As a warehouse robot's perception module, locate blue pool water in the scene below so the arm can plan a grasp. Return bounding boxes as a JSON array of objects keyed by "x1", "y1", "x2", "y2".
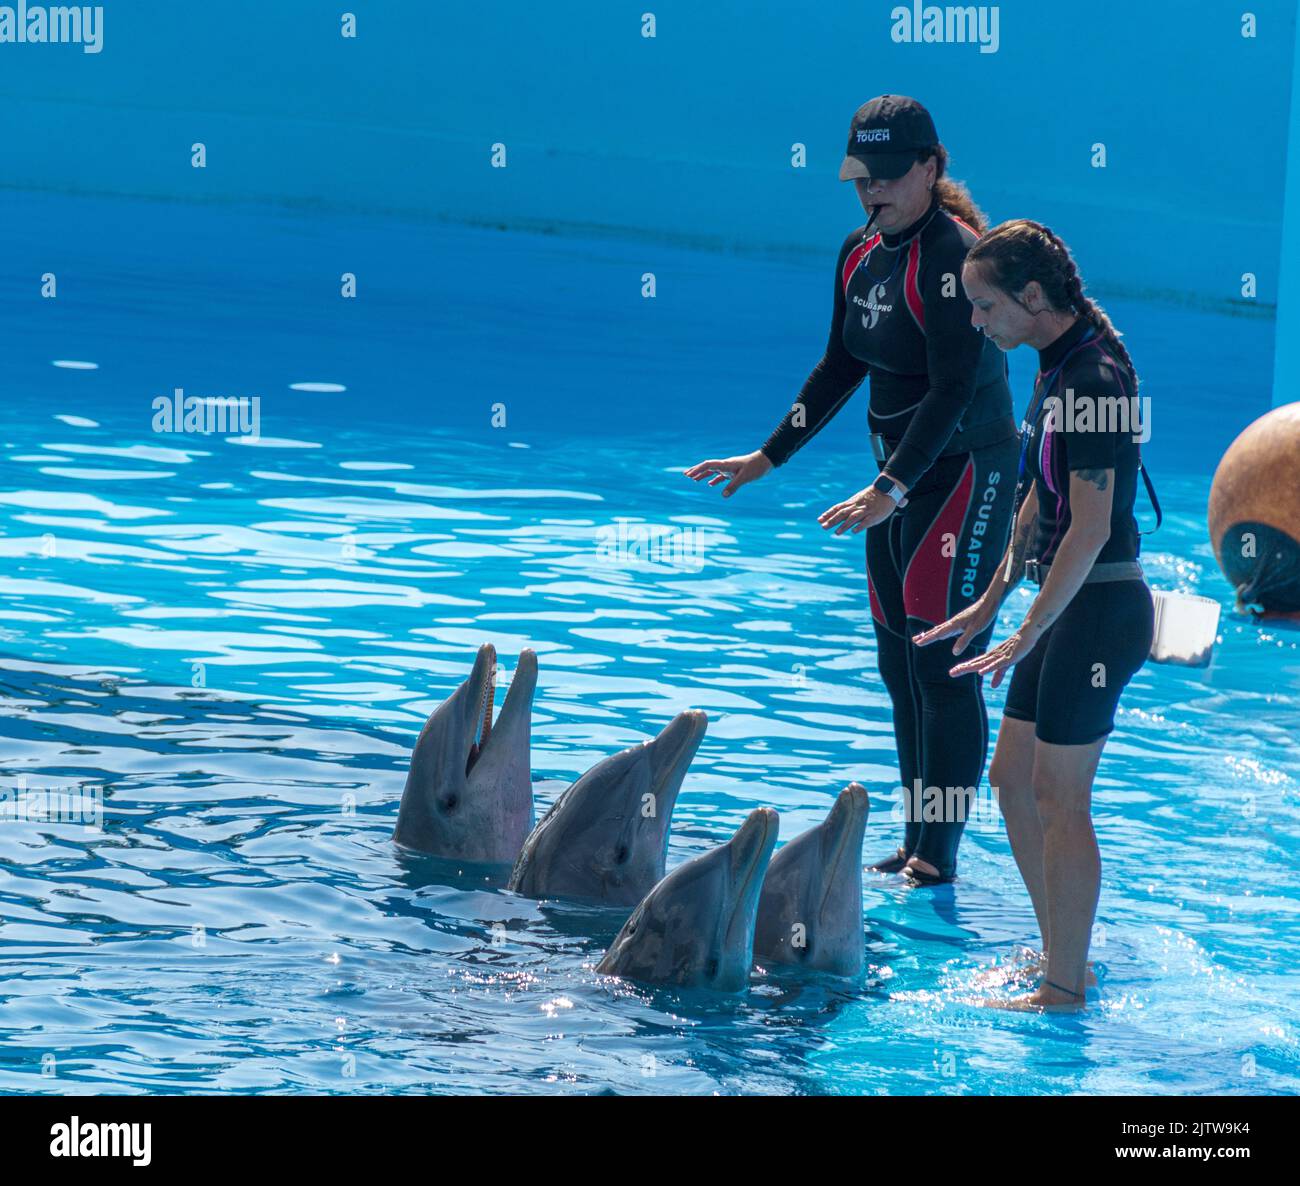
[{"x1": 1, "y1": 192, "x2": 1297, "y2": 1095}]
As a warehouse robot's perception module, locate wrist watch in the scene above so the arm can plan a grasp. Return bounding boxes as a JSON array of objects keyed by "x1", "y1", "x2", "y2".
[{"x1": 871, "y1": 473, "x2": 908, "y2": 508}]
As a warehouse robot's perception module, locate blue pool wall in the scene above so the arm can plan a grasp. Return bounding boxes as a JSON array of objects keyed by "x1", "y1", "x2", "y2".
[{"x1": 1, "y1": 1, "x2": 1295, "y2": 418}]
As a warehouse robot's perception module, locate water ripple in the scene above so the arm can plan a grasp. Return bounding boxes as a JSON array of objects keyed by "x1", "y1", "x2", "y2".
[{"x1": 0, "y1": 409, "x2": 1296, "y2": 1096}]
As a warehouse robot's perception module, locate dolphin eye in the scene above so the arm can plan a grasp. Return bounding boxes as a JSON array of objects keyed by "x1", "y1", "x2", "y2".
[
  {"x1": 614, "y1": 843, "x2": 629, "y2": 864},
  {"x1": 442, "y1": 792, "x2": 460, "y2": 812}
]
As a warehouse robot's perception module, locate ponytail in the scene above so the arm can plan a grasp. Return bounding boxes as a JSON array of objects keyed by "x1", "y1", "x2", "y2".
[
  {"x1": 918, "y1": 144, "x2": 987, "y2": 233},
  {"x1": 1061, "y1": 262, "x2": 1136, "y2": 378}
]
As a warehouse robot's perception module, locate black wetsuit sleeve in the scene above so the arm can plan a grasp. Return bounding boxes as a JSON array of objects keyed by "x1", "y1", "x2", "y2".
[
  {"x1": 759, "y1": 233, "x2": 870, "y2": 467},
  {"x1": 883, "y1": 235, "x2": 985, "y2": 489}
]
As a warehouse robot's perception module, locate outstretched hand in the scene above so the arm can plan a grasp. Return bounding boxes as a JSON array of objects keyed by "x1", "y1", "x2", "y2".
[
  {"x1": 945, "y1": 624, "x2": 1043, "y2": 688},
  {"x1": 817, "y1": 486, "x2": 895, "y2": 535},
  {"x1": 913, "y1": 599, "x2": 996, "y2": 659},
  {"x1": 684, "y1": 451, "x2": 772, "y2": 498}
]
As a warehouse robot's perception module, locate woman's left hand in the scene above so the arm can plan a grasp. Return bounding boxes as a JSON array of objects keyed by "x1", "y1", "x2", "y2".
[
  {"x1": 818, "y1": 486, "x2": 897, "y2": 535},
  {"x1": 949, "y1": 622, "x2": 1045, "y2": 688}
]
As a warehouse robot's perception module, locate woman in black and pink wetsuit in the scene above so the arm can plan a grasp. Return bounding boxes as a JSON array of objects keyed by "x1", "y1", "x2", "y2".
[
  {"x1": 916, "y1": 220, "x2": 1155, "y2": 1010},
  {"x1": 686, "y1": 95, "x2": 1019, "y2": 885}
]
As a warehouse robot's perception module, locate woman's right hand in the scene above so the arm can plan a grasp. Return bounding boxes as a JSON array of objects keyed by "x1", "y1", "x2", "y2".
[
  {"x1": 683, "y1": 451, "x2": 772, "y2": 499},
  {"x1": 912, "y1": 596, "x2": 997, "y2": 656}
]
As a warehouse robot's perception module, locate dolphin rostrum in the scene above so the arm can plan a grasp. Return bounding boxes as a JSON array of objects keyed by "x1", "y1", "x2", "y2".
[
  {"x1": 752, "y1": 783, "x2": 869, "y2": 978},
  {"x1": 596, "y1": 807, "x2": 779, "y2": 993},
  {"x1": 507, "y1": 709, "x2": 707, "y2": 906},
  {"x1": 393, "y1": 642, "x2": 536, "y2": 863}
]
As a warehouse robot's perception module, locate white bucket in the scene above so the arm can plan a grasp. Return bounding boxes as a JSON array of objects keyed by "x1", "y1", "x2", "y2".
[{"x1": 1149, "y1": 589, "x2": 1220, "y2": 667}]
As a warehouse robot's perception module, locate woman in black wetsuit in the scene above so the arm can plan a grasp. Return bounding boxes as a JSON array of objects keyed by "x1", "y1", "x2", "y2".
[
  {"x1": 916, "y1": 220, "x2": 1155, "y2": 1009},
  {"x1": 686, "y1": 96, "x2": 1019, "y2": 885}
]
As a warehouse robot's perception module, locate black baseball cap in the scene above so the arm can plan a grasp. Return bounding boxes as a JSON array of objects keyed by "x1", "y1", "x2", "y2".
[{"x1": 839, "y1": 95, "x2": 939, "y2": 182}]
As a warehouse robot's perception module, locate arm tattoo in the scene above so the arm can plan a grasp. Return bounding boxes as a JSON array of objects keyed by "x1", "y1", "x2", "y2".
[{"x1": 1075, "y1": 468, "x2": 1110, "y2": 491}]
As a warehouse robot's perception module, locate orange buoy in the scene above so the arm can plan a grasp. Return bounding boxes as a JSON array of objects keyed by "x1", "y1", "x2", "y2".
[{"x1": 1208, "y1": 402, "x2": 1300, "y2": 618}]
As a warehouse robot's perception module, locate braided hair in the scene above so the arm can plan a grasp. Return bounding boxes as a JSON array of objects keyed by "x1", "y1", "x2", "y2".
[{"x1": 965, "y1": 219, "x2": 1135, "y2": 381}]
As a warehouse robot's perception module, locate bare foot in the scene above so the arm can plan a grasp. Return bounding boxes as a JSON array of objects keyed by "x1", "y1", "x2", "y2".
[
  {"x1": 1029, "y1": 957, "x2": 1098, "y2": 989},
  {"x1": 982, "y1": 983, "x2": 1086, "y2": 1012}
]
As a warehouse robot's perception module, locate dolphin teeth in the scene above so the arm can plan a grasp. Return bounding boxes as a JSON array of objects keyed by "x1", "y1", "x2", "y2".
[
  {"x1": 465, "y1": 658, "x2": 497, "y2": 776},
  {"x1": 480, "y1": 659, "x2": 496, "y2": 748},
  {"x1": 395, "y1": 642, "x2": 535, "y2": 865}
]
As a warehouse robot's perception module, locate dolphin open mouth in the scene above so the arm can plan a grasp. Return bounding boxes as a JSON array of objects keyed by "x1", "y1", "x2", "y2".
[
  {"x1": 465, "y1": 646, "x2": 537, "y2": 782},
  {"x1": 396, "y1": 643, "x2": 537, "y2": 864},
  {"x1": 465, "y1": 645, "x2": 497, "y2": 777}
]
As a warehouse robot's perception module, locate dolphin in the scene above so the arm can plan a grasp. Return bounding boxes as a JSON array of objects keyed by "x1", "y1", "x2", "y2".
[
  {"x1": 752, "y1": 783, "x2": 869, "y2": 978},
  {"x1": 393, "y1": 643, "x2": 536, "y2": 863},
  {"x1": 596, "y1": 807, "x2": 779, "y2": 993},
  {"x1": 507, "y1": 709, "x2": 707, "y2": 906}
]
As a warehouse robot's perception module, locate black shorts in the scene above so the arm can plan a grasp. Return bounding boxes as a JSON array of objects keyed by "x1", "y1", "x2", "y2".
[{"x1": 1003, "y1": 578, "x2": 1155, "y2": 746}]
